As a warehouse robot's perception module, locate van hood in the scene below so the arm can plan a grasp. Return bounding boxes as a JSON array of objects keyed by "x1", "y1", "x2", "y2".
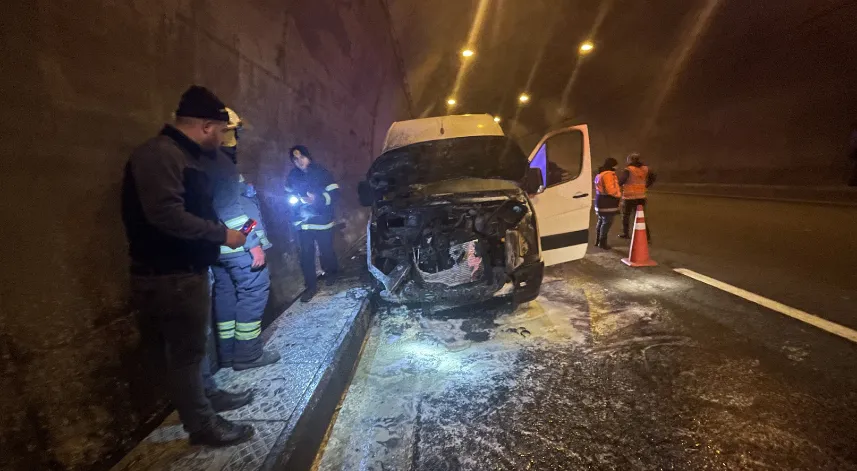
[{"x1": 366, "y1": 136, "x2": 528, "y2": 195}]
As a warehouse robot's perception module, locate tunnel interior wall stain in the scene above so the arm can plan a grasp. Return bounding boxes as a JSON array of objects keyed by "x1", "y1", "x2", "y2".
[{"x1": 0, "y1": 0, "x2": 411, "y2": 469}]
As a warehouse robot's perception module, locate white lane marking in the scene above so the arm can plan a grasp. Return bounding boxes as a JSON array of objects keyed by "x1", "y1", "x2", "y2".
[{"x1": 674, "y1": 268, "x2": 857, "y2": 344}]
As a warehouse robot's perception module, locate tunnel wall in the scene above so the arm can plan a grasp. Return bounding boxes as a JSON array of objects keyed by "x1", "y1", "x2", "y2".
[
  {"x1": 596, "y1": 1, "x2": 857, "y2": 186},
  {"x1": 0, "y1": 0, "x2": 410, "y2": 469}
]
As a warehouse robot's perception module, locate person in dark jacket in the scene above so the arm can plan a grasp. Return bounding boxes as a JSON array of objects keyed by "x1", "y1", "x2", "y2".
[
  {"x1": 286, "y1": 145, "x2": 340, "y2": 302},
  {"x1": 618, "y1": 153, "x2": 656, "y2": 241},
  {"x1": 594, "y1": 158, "x2": 622, "y2": 250},
  {"x1": 204, "y1": 107, "x2": 280, "y2": 371},
  {"x1": 122, "y1": 86, "x2": 255, "y2": 447}
]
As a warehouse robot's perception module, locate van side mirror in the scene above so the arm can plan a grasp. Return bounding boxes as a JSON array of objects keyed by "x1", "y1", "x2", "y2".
[
  {"x1": 524, "y1": 168, "x2": 544, "y2": 194},
  {"x1": 357, "y1": 181, "x2": 374, "y2": 207}
]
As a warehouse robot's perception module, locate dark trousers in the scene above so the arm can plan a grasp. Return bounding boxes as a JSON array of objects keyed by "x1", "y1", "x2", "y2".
[
  {"x1": 211, "y1": 253, "x2": 271, "y2": 364},
  {"x1": 595, "y1": 211, "x2": 617, "y2": 245},
  {"x1": 132, "y1": 272, "x2": 215, "y2": 433},
  {"x1": 298, "y1": 228, "x2": 338, "y2": 290},
  {"x1": 622, "y1": 198, "x2": 651, "y2": 241}
]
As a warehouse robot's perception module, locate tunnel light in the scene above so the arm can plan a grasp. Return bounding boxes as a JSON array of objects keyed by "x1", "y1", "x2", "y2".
[
  {"x1": 462, "y1": 49, "x2": 475, "y2": 58},
  {"x1": 519, "y1": 94, "x2": 530, "y2": 104},
  {"x1": 447, "y1": 98, "x2": 457, "y2": 106},
  {"x1": 493, "y1": 116, "x2": 501, "y2": 123},
  {"x1": 579, "y1": 41, "x2": 595, "y2": 54}
]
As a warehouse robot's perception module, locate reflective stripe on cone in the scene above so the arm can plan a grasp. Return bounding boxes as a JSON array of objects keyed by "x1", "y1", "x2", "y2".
[{"x1": 621, "y1": 205, "x2": 657, "y2": 267}]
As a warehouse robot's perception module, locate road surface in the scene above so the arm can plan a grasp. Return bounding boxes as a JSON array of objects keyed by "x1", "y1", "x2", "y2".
[{"x1": 314, "y1": 194, "x2": 857, "y2": 470}]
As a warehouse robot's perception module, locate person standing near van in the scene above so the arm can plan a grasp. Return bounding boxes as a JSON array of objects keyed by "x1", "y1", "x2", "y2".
[
  {"x1": 594, "y1": 158, "x2": 622, "y2": 250},
  {"x1": 618, "y1": 153, "x2": 656, "y2": 240},
  {"x1": 286, "y1": 145, "x2": 340, "y2": 302},
  {"x1": 205, "y1": 107, "x2": 280, "y2": 371},
  {"x1": 122, "y1": 86, "x2": 255, "y2": 447}
]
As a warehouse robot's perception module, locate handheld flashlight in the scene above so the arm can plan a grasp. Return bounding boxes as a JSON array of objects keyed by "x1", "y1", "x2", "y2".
[{"x1": 288, "y1": 195, "x2": 300, "y2": 206}]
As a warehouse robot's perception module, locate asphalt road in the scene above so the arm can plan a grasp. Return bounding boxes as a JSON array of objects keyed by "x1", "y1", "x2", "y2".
[
  {"x1": 641, "y1": 193, "x2": 857, "y2": 331},
  {"x1": 314, "y1": 195, "x2": 857, "y2": 470}
]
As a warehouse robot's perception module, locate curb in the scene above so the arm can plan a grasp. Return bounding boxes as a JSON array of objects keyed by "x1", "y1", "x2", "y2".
[{"x1": 260, "y1": 296, "x2": 374, "y2": 471}]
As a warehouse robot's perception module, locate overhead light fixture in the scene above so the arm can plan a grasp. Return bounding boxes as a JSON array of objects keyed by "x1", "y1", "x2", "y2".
[
  {"x1": 493, "y1": 116, "x2": 501, "y2": 123},
  {"x1": 447, "y1": 98, "x2": 457, "y2": 106},
  {"x1": 579, "y1": 41, "x2": 595, "y2": 54},
  {"x1": 462, "y1": 49, "x2": 475, "y2": 58},
  {"x1": 519, "y1": 94, "x2": 530, "y2": 104}
]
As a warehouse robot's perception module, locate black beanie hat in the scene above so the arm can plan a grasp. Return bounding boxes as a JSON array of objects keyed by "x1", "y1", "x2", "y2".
[{"x1": 175, "y1": 85, "x2": 229, "y2": 122}]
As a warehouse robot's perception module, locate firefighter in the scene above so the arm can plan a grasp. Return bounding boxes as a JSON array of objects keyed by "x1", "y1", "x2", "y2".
[
  {"x1": 286, "y1": 145, "x2": 340, "y2": 302},
  {"x1": 122, "y1": 86, "x2": 254, "y2": 447},
  {"x1": 204, "y1": 108, "x2": 281, "y2": 370},
  {"x1": 594, "y1": 157, "x2": 622, "y2": 250},
  {"x1": 618, "y1": 153, "x2": 656, "y2": 240}
]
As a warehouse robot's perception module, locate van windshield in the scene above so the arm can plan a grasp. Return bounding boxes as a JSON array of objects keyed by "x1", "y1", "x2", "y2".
[{"x1": 366, "y1": 136, "x2": 528, "y2": 194}]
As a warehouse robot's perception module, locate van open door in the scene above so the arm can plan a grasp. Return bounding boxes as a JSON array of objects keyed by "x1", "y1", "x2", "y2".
[{"x1": 527, "y1": 125, "x2": 592, "y2": 266}]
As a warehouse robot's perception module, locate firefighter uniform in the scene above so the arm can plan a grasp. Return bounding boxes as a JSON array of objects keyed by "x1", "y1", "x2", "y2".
[
  {"x1": 286, "y1": 161, "x2": 340, "y2": 295},
  {"x1": 204, "y1": 109, "x2": 276, "y2": 369}
]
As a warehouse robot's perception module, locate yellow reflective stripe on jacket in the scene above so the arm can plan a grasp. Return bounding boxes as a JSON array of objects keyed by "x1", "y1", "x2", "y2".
[
  {"x1": 323, "y1": 192, "x2": 332, "y2": 205},
  {"x1": 301, "y1": 222, "x2": 335, "y2": 231},
  {"x1": 235, "y1": 321, "x2": 262, "y2": 341},
  {"x1": 224, "y1": 215, "x2": 249, "y2": 229},
  {"x1": 216, "y1": 321, "x2": 235, "y2": 339},
  {"x1": 293, "y1": 220, "x2": 304, "y2": 227},
  {"x1": 220, "y1": 245, "x2": 245, "y2": 254},
  {"x1": 325, "y1": 183, "x2": 340, "y2": 192}
]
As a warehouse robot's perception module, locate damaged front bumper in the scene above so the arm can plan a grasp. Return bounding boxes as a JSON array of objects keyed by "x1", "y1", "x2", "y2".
[{"x1": 367, "y1": 228, "x2": 543, "y2": 307}]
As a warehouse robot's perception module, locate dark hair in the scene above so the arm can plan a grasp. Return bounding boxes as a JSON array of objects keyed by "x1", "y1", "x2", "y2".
[
  {"x1": 289, "y1": 145, "x2": 312, "y2": 163},
  {"x1": 597, "y1": 157, "x2": 618, "y2": 174},
  {"x1": 626, "y1": 152, "x2": 641, "y2": 165}
]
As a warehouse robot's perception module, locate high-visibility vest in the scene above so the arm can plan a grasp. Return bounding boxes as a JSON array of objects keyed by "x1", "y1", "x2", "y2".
[
  {"x1": 622, "y1": 165, "x2": 649, "y2": 200},
  {"x1": 595, "y1": 170, "x2": 621, "y2": 198}
]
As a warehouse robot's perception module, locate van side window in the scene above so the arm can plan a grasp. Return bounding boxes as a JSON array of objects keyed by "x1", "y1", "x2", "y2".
[{"x1": 544, "y1": 130, "x2": 583, "y2": 186}]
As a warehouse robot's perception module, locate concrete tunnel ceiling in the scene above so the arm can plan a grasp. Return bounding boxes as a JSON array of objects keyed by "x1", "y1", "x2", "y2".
[{"x1": 385, "y1": 0, "x2": 857, "y2": 182}]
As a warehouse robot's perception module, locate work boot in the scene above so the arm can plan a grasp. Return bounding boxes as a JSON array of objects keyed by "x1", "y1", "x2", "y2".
[
  {"x1": 324, "y1": 274, "x2": 337, "y2": 287},
  {"x1": 617, "y1": 233, "x2": 630, "y2": 239},
  {"x1": 300, "y1": 287, "x2": 317, "y2": 303},
  {"x1": 233, "y1": 350, "x2": 281, "y2": 371},
  {"x1": 189, "y1": 415, "x2": 254, "y2": 447},
  {"x1": 207, "y1": 389, "x2": 254, "y2": 413}
]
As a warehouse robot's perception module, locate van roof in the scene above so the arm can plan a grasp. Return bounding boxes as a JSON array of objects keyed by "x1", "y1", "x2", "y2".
[{"x1": 381, "y1": 114, "x2": 504, "y2": 154}]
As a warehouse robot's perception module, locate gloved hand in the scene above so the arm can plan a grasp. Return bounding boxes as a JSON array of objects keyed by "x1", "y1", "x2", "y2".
[{"x1": 249, "y1": 245, "x2": 266, "y2": 269}]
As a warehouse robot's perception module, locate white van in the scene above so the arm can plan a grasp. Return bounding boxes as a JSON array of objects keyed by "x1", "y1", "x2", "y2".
[{"x1": 357, "y1": 114, "x2": 592, "y2": 311}]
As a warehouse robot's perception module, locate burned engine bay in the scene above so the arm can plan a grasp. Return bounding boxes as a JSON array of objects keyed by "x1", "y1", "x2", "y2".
[{"x1": 367, "y1": 191, "x2": 539, "y2": 305}]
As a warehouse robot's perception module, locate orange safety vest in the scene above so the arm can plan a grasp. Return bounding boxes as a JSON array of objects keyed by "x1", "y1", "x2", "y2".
[
  {"x1": 595, "y1": 170, "x2": 621, "y2": 198},
  {"x1": 622, "y1": 165, "x2": 649, "y2": 200}
]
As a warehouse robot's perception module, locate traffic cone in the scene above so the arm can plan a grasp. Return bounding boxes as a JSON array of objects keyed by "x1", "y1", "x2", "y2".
[{"x1": 621, "y1": 205, "x2": 657, "y2": 267}]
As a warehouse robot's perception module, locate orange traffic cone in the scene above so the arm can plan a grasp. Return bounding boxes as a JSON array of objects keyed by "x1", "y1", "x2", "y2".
[{"x1": 621, "y1": 205, "x2": 657, "y2": 267}]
